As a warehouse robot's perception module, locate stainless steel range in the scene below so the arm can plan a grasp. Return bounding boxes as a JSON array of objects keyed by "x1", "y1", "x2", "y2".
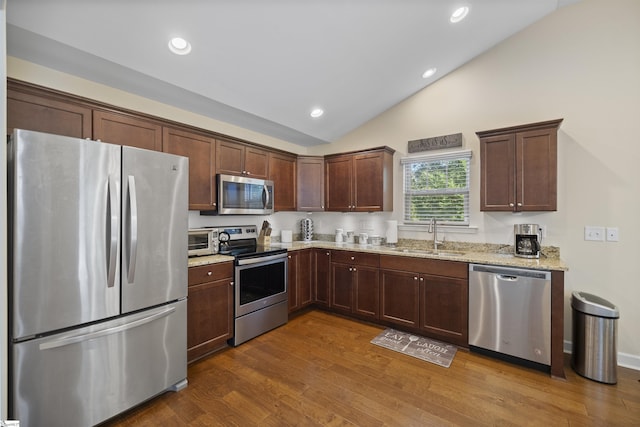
[{"x1": 218, "y1": 225, "x2": 288, "y2": 346}]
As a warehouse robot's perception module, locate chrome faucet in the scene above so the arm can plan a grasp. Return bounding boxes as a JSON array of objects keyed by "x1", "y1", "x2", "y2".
[{"x1": 428, "y1": 218, "x2": 442, "y2": 251}]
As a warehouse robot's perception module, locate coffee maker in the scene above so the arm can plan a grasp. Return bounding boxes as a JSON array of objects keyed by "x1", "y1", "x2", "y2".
[{"x1": 514, "y1": 224, "x2": 542, "y2": 258}]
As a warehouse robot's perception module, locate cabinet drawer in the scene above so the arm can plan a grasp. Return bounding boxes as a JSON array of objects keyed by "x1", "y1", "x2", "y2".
[
  {"x1": 331, "y1": 250, "x2": 379, "y2": 267},
  {"x1": 188, "y1": 262, "x2": 233, "y2": 286},
  {"x1": 380, "y1": 255, "x2": 467, "y2": 279}
]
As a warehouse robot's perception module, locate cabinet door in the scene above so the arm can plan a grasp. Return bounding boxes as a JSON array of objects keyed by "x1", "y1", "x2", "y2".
[
  {"x1": 353, "y1": 151, "x2": 384, "y2": 211},
  {"x1": 269, "y1": 152, "x2": 297, "y2": 211},
  {"x1": 298, "y1": 249, "x2": 313, "y2": 308},
  {"x1": 216, "y1": 139, "x2": 245, "y2": 176},
  {"x1": 353, "y1": 265, "x2": 379, "y2": 319},
  {"x1": 325, "y1": 155, "x2": 353, "y2": 211},
  {"x1": 313, "y1": 249, "x2": 331, "y2": 307},
  {"x1": 380, "y1": 269, "x2": 420, "y2": 328},
  {"x1": 297, "y1": 156, "x2": 325, "y2": 211},
  {"x1": 187, "y1": 264, "x2": 234, "y2": 363},
  {"x1": 420, "y1": 274, "x2": 468, "y2": 346},
  {"x1": 288, "y1": 252, "x2": 299, "y2": 313},
  {"x1": 163, "y1": 127, "x2": 216, "y2": 210},
  {"x1": 93, "y1": 110, "x2": 162, "y2": 151},
  {"x1": 331, "y1": 263, "x2": 353, "y2": 313},
  {"x1": 7, "y1": 87, "x2": 92, "y2": 138},
  {"x1": 480, "y1": 134, "x2": 516, "y2": 211},
  {"x1": 516, "y1": 128, "x2": 557, "y2": 211},
  {"x1": 244, "y1": 146, "x2": 269, "y2": 178}
]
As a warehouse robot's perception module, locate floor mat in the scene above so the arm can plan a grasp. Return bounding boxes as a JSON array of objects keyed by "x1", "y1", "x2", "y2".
[{"x1": 371, "y1": 328, "x2": 457, "y2": 368}]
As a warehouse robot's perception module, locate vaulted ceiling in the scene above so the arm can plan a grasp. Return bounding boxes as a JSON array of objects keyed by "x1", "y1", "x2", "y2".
[{"x1": 6, "y1": 1, "x2": 578, "y2": 146}]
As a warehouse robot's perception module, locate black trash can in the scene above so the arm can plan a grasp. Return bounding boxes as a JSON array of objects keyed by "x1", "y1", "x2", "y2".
[{"x1": 571, "y1": 291, "x2": 619, "y2": 384}]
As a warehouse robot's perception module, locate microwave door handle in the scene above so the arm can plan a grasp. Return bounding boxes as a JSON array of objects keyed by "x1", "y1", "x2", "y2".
[
  {"x1": 263, "y1": 184, "x2": 270, "y2": 209},
  {"x1": 126, "y1": 175, "x2": 139, "y2": 283},
  {"x1": 106, "y1": 175, "x2": 119, "y2": 288}
]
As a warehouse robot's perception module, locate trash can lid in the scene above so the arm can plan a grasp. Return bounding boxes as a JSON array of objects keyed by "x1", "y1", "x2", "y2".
[{"x1": 571, "y1": 291, "x2": 619, "y2": 318}]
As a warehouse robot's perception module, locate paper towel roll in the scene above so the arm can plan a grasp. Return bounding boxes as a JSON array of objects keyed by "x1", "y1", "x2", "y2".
[{"x1": 386, "y1": 220, "x2": 398, "y2": 244}]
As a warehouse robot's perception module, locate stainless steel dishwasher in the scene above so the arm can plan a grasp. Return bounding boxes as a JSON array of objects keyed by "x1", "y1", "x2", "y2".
[{"x1": 469, "y1": 264, "x2": 552, "y2": 368}]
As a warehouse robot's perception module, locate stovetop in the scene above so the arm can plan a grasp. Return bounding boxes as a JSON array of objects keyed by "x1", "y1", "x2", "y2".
[{"x1": 217, "y1": 225, "x2": 287, "y2": 259}]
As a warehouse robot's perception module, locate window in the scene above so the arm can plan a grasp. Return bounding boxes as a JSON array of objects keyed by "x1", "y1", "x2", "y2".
[{"x1": 401, "y1": 150, "x2": 471, "y2": 225}]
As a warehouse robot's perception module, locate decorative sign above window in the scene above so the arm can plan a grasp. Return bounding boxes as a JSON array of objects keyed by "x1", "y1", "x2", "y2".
[{"x1": 408, "y1": 133, "x2": 462, "y2": 153}]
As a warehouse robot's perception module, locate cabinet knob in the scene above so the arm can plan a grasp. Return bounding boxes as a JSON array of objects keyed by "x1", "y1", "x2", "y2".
[
  {"x1": 352, "y1": 267, "x2": 357, "y2": 272},
  {"x1": 288, "y1": 255, "x2": 292, "y2": 259},
  {"x1": 207, "y1": 271, "x2": 212, "y2": 276},
  {"x1": 509, "y1": 203, "x2": 514, "y2": 207},
  {"x1": 326, "y1": 252, "x2": 330, "y2": 256},
  {"x1": 350, "y1": 256, "x2": 355, "y2": 260},
  {"x1": 517, "y1": 202, "x2": 522, "y2": 207},
  {"x1": 420, "y1": 277, "x2": 424, "y2": 282},
  {"x1": 230, "y1": 281, "x2": 234, "y2": 286},
  {"x1": 414, "y1": 276, "x2": 418, "y2": 280}
]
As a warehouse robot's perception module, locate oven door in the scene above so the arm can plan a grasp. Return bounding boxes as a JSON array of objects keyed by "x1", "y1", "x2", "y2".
[{"x1": 235, "y1": 253, "x2": 287, "y2": 317}]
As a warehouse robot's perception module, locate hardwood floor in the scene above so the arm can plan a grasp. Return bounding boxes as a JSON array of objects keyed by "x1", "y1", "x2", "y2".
[{"x1": 105, "y1": 310, "x2": 640, "y2": 426}]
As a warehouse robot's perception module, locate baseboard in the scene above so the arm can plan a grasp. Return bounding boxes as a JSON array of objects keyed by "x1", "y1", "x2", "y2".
[{"x1": 564, "y1": 340, "x2": 640, "y2": 372}]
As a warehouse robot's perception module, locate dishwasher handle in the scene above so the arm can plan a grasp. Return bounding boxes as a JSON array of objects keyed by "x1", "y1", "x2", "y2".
[
  {"x1": 469, "y1": 263, "x2": 551, "y2": 280},
  {"x1": 497, "y1": 274, "x2": 518, "y2": 281}
]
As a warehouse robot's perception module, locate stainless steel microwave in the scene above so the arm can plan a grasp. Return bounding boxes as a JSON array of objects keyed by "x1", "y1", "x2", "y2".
[
  {"x1": 217, "y1": 174, "x2": 274, "y2": 215},
  {"x1": 188, "y1": 228, "x2": 219, "y2": 257}
]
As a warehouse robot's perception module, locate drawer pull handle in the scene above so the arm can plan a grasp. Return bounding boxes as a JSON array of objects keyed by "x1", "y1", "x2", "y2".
[{"x1": 207, "y1": 271, "x2": 212, "y2": 276}]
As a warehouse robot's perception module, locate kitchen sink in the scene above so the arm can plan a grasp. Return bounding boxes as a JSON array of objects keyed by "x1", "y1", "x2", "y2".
[{"x1": 386, "y1": 248, "x2": 465, "y2": 257}]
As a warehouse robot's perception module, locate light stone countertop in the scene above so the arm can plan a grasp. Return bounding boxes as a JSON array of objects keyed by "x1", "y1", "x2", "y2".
[
  {"x1": 187, "y1": 241, "x2": 568, "y2": 272},
  {"x1": 269, "y1": 240, "x2": 569, "y2": 272},
  {"x1": 188, "y1": 254, "x2": 235, "y2": 268}
]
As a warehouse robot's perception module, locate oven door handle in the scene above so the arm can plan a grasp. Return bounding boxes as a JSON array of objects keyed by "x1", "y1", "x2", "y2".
[{"x1": 237, "y1": 252, "x2": 287, "y2": 266}]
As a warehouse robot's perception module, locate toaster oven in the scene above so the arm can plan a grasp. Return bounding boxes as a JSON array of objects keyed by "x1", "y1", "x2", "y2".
[{"x1": 188, "y1": 228, "x2": 219, "y2": 257}]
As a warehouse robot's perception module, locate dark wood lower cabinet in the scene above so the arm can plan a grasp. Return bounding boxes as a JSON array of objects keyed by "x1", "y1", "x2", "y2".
[
  {"x1": 420, "y1": 274, "x2": 468, "y2": 346},
  {"x1": 187, "y1": 262, "x2": 234, "y2": 363},
  {"x1": 330, "y1": 250, "x2": 380, "y2": 320},
  {"x1": 288, "y1": 249, "x2": 312, "y2": 313},
  {"x1": 313, "y1": 249, "x2": 331, "y2": 307},
  {"x1": 379, "y1": 269, "x2": 420, "y2": 329}
]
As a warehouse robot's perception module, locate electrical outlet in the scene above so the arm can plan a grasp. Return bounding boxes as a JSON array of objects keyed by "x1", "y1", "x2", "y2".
[
  {"x1": 606, "y1": 227, "x2": 619, "y2": 242},
  {"x1": 584, "y1": 226, "x2": 605, "y2": 241}
]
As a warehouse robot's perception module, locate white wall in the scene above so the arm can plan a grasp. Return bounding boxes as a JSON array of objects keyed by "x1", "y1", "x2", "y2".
[
  {"x1": 310, "y1": 0, "x2": 640, "y2": 366},
  {"x1": 5, "y1": 0, "x2": 639, "y2": 369}
]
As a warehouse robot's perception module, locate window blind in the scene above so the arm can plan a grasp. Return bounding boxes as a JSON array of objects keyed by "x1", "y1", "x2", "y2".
[{"x1": 401, "y1": 150, "x2": 472, "y2": 225}]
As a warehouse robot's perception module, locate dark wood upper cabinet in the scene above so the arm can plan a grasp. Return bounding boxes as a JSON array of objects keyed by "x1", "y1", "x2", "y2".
[
  {"x1": 297, "y1": 156, "x2": 325, "y2": 211},
  {"x1": 163, "y1": 126, "x2": 217, "y2": 210},
  {"x1": 325, "y1": 147, "x2": 394, "y2": 212},
  {"x1": 477, "y1": 119, "x2": 562, "y2": 212},
  {"x1": 7, "y1": 81, "x2": 92, "y2": 138},
  {"x1": 93, "y1": 110, "x2": 163, "y2": 151},
  {"x1": 269, "y1": 152, "x2": 297, "y2": 211},
  {"x1": 216, "y1": 139, "x2": 269, "y2": 179},
  {"x1": 325, "y1": 154, "x2": 353, "y2": 212}
]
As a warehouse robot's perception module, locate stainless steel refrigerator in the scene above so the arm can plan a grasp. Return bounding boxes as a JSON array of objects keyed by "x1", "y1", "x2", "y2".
[{"x1": 8, "y1": 129, "x2": 189, "y2": 426}]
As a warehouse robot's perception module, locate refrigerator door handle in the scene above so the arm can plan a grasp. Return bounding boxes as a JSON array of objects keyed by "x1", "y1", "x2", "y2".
[
  {"x1": 127, "y1": 175, "x2": 139, "y2": 283},
  {"x1": 38, "y1": 306, "x2": 176, "y2": 351},
  {"x1": 106, "y1": 174, "x2": 119, "y2": 288}
]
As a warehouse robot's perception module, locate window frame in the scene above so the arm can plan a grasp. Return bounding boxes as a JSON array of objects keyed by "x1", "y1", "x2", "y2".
[{"x1": 401, "y1": 149, "x2": 472, "y2": 226}]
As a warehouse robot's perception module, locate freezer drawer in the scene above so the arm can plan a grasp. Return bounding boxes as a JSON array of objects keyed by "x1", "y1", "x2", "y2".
[{"x1": 11, "y1": 300, "x2": 187, "y2": 427}]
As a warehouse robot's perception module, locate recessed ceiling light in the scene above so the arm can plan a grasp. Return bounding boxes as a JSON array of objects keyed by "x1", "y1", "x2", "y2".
[
  {"x1": 310, "y1": 108, "x2": 324, "y2": 118},
  {"x1": 168, "y1": 37, "x2": 192, "y2": 55},
  {"x1": 450, "y1": 6, "x2": 469, "y2": 23},
  {"x1": 422, "y1": 68, "x2": 437, "y2": 79}
]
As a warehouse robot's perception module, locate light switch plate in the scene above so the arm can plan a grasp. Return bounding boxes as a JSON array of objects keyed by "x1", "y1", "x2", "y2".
[{"x1": 584, "y1": 226, "x2": 605, "y2": 241}]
